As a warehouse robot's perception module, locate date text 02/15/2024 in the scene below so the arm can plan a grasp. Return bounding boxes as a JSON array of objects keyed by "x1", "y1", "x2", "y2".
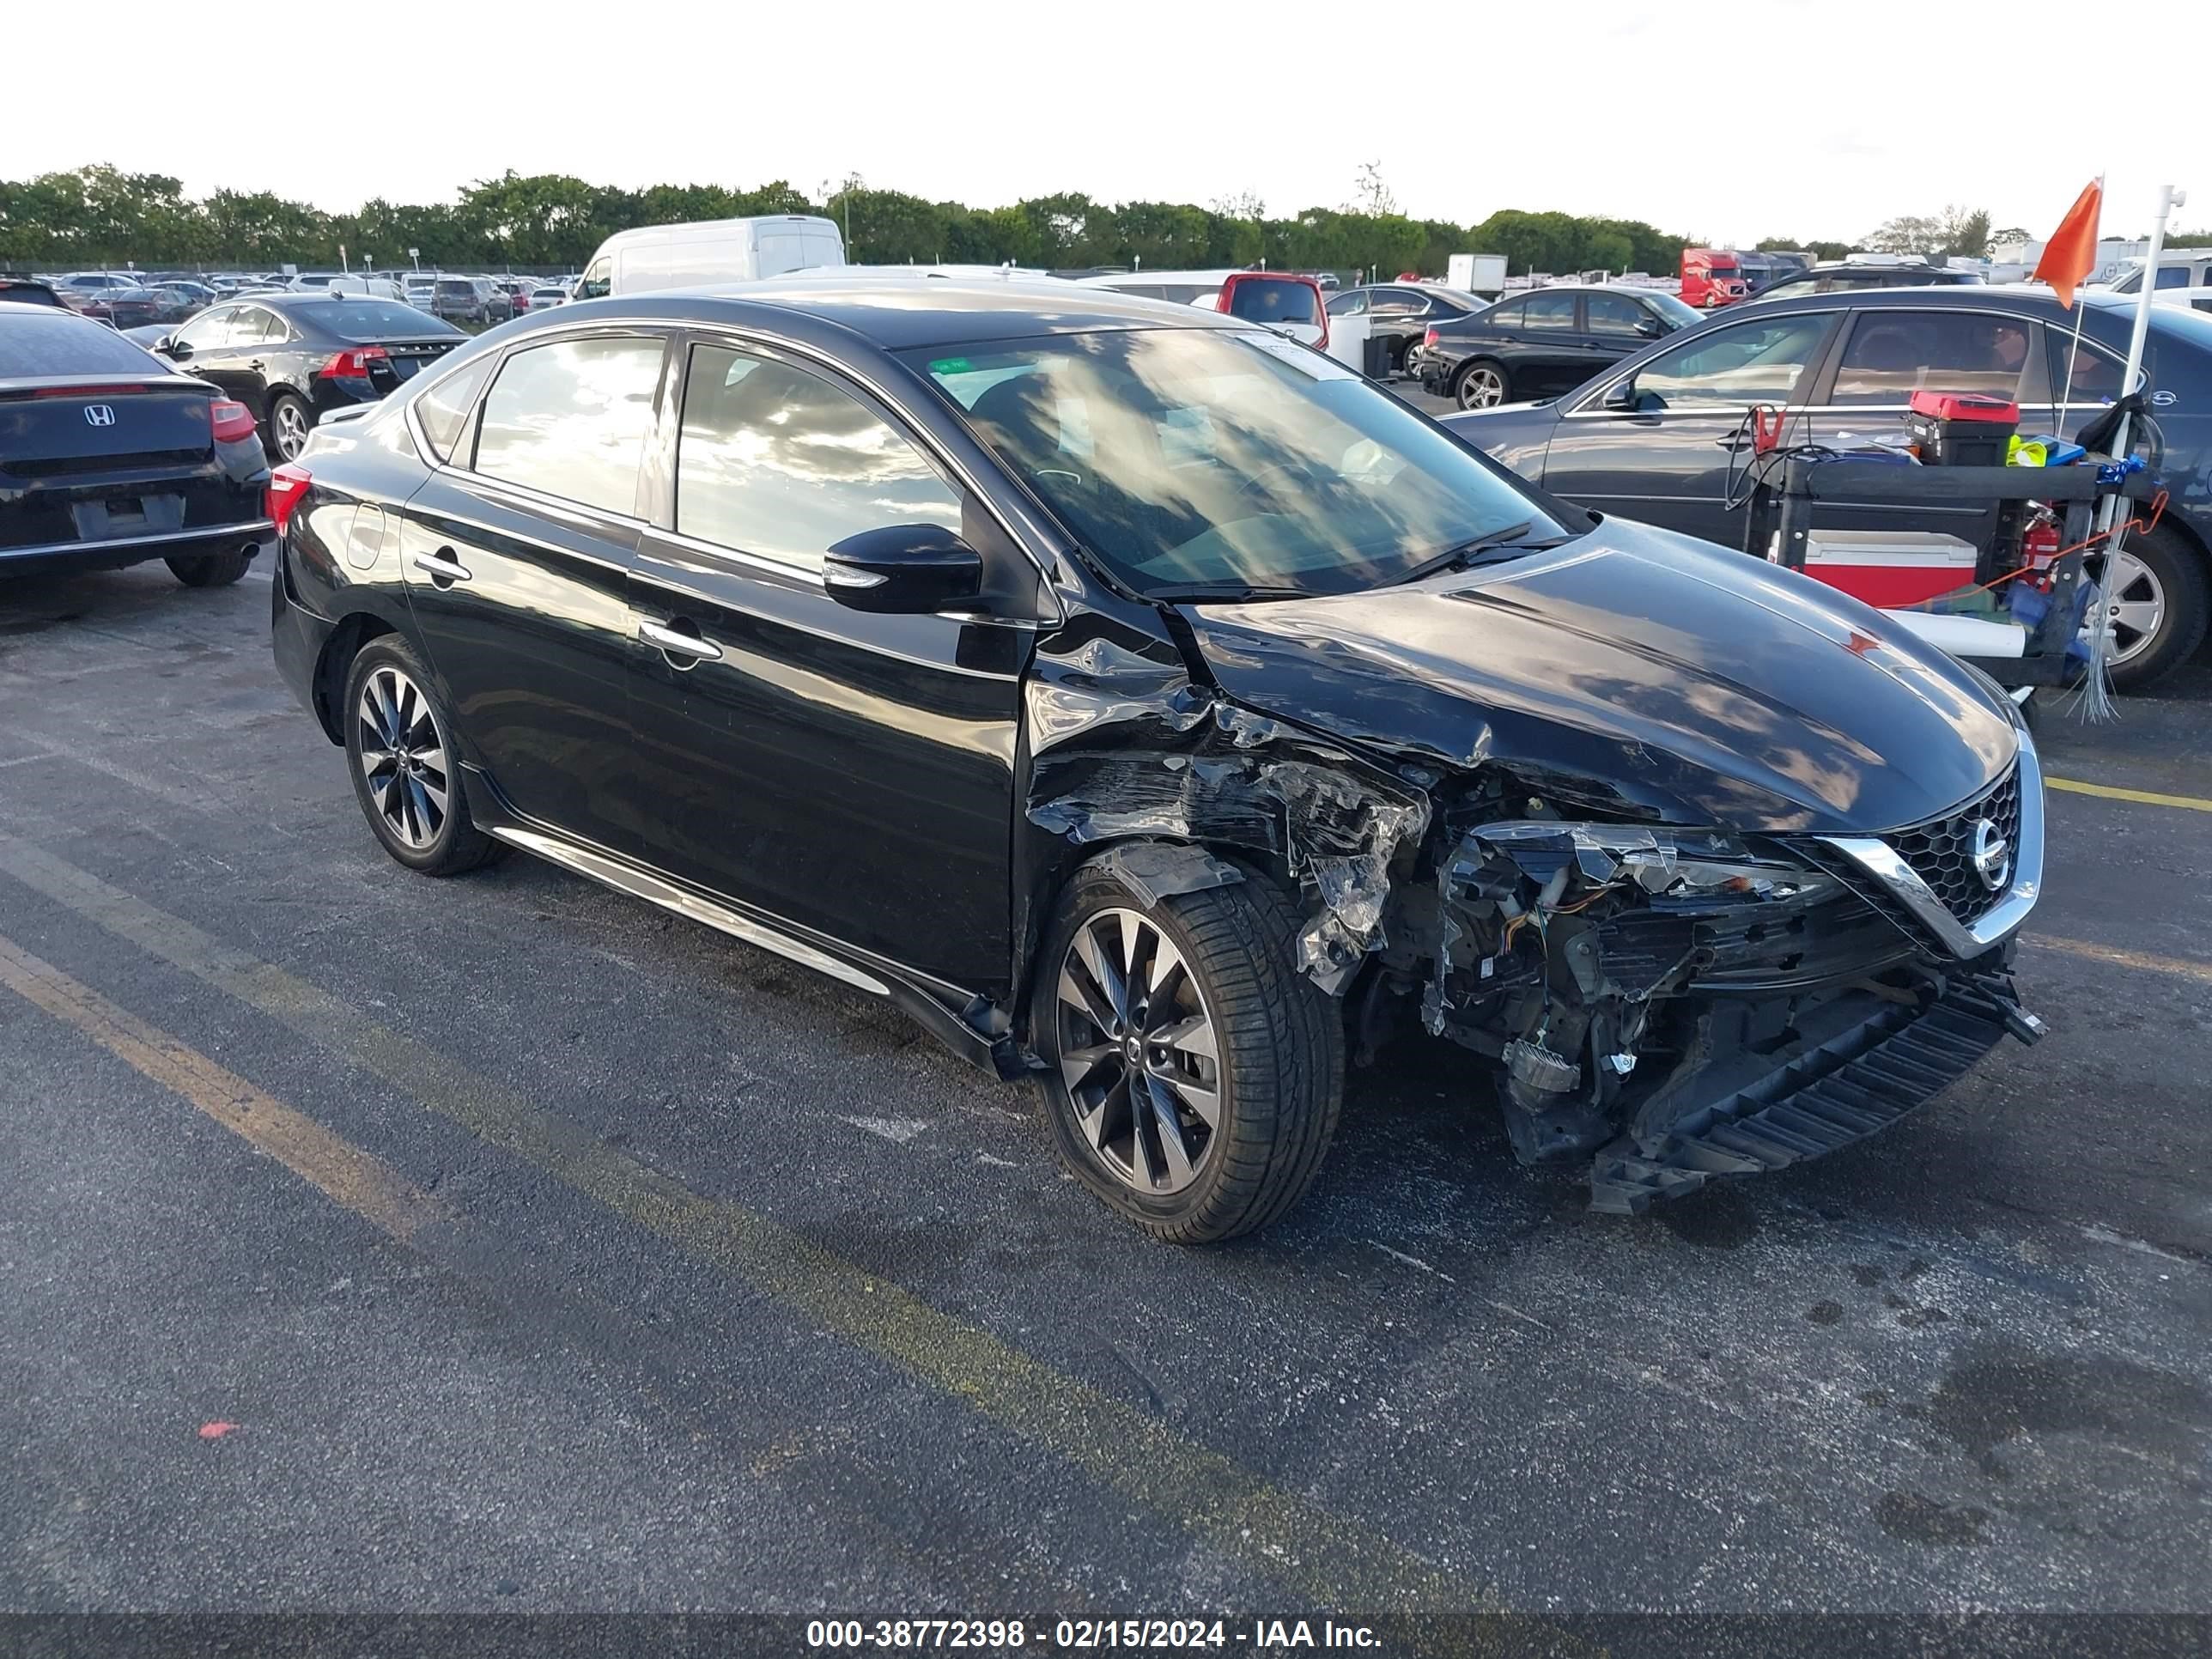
[{"x1": 804, "y1": 1619, "x2": 1384, "y2": 1650}]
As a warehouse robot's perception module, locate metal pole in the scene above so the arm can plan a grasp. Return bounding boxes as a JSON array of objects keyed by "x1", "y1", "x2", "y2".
[{"x1": 2077, "y1": 183, "x2": 2185, "y2": 719}]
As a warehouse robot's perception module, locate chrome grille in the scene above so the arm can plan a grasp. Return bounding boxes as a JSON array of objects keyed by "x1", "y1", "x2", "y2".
[{"x1": 1887, "y1": 766, "x2": 2021, "y2": 926}]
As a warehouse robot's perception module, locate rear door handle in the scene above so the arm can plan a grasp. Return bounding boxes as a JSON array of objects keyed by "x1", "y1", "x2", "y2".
[
  {"x1": 639, "y1": 618, "x2": 723, "y2": 662},
  {"x1": 410, "y1": 549, "x2": 472, "y2": 584}
]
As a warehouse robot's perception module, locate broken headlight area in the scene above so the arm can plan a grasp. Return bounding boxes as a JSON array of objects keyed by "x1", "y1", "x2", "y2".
[{"x1": 1376, "y1": 817, "x2": 2031, "y2": 1199}]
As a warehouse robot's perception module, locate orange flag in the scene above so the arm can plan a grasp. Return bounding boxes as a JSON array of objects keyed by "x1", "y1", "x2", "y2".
[{"x1": 2033, "y1": 179, "x2": 2104, "y2": 309}]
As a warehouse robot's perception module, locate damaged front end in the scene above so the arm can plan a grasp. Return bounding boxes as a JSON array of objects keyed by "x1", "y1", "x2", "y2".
[
  {"x1": 1385, "y1": 806, "x2": 2045, "y2": 1211},
  {"x1": 1020, "y1": 619, "x2": 2046, "y2": 1216}
]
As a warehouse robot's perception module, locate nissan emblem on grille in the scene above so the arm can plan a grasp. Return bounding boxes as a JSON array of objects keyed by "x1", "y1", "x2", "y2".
[
  {"x1": 1887, "y1": 765, "x2": 2022, "y2": 925},
  {"x1": 1971, "y1": 819, "x2": 2011, "y2": 892},
  {"x1": 83, "y1": 404, "x2": 116, "y2": 427}
]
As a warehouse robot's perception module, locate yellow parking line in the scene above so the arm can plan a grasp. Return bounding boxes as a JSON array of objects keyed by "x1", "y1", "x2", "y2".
[
  {"x1": 0, "y1": 933, "x2": 445, "y2": 1243},
  {"x1": 0, "y1": 836, "x2": 1524, "y2": 1630},
  {"x1": 2027, "y1": 934, "x2": 2212, "y2": 987},
  {"x1": 2045, "y1": 776, "x2": 2212, "y2": 813}
]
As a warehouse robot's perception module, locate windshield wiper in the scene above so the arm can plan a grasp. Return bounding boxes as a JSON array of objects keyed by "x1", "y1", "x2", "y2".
[
  {"x1": 1144, "y1": 581, "x2": 1313, "y2": 603},
  {"x1": 1389, "y1": 520, "x2": 1565, "y2": 586}
]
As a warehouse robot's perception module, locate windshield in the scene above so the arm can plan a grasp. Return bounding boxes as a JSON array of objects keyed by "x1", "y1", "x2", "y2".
[{"x1": 908, "y1": 327, "x2": 1570, "y2": 599}]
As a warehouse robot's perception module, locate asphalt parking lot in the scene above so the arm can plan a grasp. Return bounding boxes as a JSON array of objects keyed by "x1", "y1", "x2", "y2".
[{"x1": 2, "y1": 546, "x2": 2209, "y2": 1644}]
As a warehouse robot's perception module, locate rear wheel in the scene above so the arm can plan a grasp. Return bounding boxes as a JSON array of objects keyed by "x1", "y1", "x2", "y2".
[
  {"x1": 342, "y1": 636, "x2": 500, "y2": 876},
  {"x1": 166, "y1": 549, "x2": 251, "y2": 586},
  {"x1": 1031, "y1": 859, "x2": 1344, "y2": 1243},
  {"x1": 1455, "y1": 359, "x2": 1510, "y2": 410},
  {"x1": 2090, "y1": 524, "x2": 2207, "y2": 691},
  {"x1": 268, "y1": 392, "x2": 313, "y2": 462}
]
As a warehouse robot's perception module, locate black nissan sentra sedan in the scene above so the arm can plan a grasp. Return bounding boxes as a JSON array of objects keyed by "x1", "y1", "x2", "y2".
[
  {"x1": 269, "y1": 278, "x2": 2046, "y2": 1241},
  {"x1": 2, "y1": 301, "x2": 272, "y2": 585}
]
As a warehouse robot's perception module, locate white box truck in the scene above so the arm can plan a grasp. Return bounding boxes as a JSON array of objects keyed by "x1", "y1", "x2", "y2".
[
  {"x1": 1446, "y1": 253, "x2": 1508, "y2": 296},
  {"x1": 575, "y1": 216, "x2": 846, "y2": 299}
]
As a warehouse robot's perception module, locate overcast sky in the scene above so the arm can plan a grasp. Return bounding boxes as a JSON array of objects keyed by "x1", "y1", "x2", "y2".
[{"x1": 8, "y1": 0, "x2": 2196, "y2": 246}]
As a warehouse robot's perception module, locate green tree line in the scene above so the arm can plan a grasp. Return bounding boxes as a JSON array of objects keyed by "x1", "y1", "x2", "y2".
[{"x1": 2, "y1": 165, "x2": 1699, "y2": 278}]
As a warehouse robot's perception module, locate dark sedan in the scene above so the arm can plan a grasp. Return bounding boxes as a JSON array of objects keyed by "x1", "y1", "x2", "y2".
[
  {"x1": 269, "y1": 277, "x2": 2045, "y2": 1240},
  {"x1": 1325, "y1": 283, "x2": 1487, "y2": 373},
  {"x1": 1416, "y1": 284, "x2": 1698, "y2": 409},
  {"x1": 0, "y1": 301, "x2": 271, "y2": 585},
  {"x1": 147, "y1": 294, "x2": 466, "y2": 462},
  {"x1": 1442, "y1": 285, "x2": 2212, "y2": 689}
]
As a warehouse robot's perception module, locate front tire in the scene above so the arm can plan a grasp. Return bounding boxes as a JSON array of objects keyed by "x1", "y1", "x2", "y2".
[
  {"x1": 166, "y1": 549, "x2": 251, "y2": 586},
  {"x1": 2093, "y1": 524, "x2": 2207, "y2": 691},
  {"x1": 1455, "y1": 359, "x2": 1510, "y2": 410},
  {"x1": 342, "y1": 636, "x2": 500, "y2": 876},
  {"x1": 1031, "y1": 859, "x2": 1344, "y2": 1243}
]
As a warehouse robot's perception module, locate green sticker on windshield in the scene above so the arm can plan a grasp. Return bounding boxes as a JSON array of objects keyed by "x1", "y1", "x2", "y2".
[{"x1": 928, "y1": 356, "x2": 972, "y2": 376}]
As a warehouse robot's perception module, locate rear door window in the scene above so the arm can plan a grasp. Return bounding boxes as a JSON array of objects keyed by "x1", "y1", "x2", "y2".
[
  {"x1": 473, "y1": 334, "x2": 665, "y2": 514},
  {"x1": 1522, "y1": 292, "x2": 1577, "y2": 331},
  {"x1": 1584, "y1": 293, "x2": 1654, "y2": 337},
  {"x1": 1483, "y1": 300, "x2": 1528, "y2": 329},
  {"x1": 1629, "y1": 313, "x2": 1836, "y2": 407},
  {"x1": 1828, "y1": 311, "x2": 2047, "y2": 405},
  {"x1": 673, "y1": 343, "x2": 961, "y2": 574}
]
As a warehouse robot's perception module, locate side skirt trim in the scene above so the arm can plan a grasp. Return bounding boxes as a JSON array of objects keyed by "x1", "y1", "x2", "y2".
[{"x1": 487, "y1": 825, "x2": 891, "y2": 996}]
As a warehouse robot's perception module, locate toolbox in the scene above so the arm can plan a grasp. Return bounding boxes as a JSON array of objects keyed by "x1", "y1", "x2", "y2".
[{"x1": 1905, "y1": 391, "x2": 2019, "y2": 468}]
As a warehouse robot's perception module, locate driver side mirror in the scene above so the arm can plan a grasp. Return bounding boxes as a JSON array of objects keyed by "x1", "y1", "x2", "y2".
[
  {"x1": 1601, "y1": 378, "x2": 1641, "y2": 410},
  {"x1": 1634, "y1": 316, "x2": 1664, "y2": 338},
  {"x1": 161, "y1": 336, "x2": 189, "y2": 359},
  {"x1": 824, "y1": 522, "x2": 983, "y2": 615}
]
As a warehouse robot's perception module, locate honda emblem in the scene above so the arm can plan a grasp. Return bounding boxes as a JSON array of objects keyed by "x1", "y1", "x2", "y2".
[{"x1": 83, "y1": 404, "x2": 117, "y2": 427}]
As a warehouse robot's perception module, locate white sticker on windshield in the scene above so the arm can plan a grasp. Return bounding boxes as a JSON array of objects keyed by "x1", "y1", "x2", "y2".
[{"x1": 1239, "y1": 331, "x2": 1356, "y2": 380}]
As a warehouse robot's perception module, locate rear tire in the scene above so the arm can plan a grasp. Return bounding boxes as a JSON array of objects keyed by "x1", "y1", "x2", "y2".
[
  {"x1": 167, "y1": 549, "x2": 251, "y2": 586},
  {"x1": 267, "y1": 392, "x2": 313, "y2": 462},
  {"x1": 1455, "y1": 358, "x2": 1510, "y2": 410},
  {"x1": 342, "y1": 635, "x2": 501, "y2": 877},
  {"x1": 1031, "y1": 858, "x2": 1344, "y2": 1243},
  {"x1": 2094, "y1": 524, "x2": 2207, "y2": 692}
]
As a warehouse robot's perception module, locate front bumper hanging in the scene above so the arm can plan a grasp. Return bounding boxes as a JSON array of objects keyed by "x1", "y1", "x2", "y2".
[{"x1": 1587, "y1": 973, "x2": 2042, "y2": 1214}]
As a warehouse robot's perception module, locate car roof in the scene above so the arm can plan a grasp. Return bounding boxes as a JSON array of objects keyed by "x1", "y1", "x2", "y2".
[
  {"x1": 1737, "y1": 282, "x2": 2130, "y2": 314},
  {"x1": 535, "y1": 276, "x2": 1253, "y2": 351}
]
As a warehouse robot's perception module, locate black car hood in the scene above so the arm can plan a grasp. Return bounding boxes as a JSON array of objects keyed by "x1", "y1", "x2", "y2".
[{"x1": 1180, "y1": 520, "x2": 2018, "y2": 835}]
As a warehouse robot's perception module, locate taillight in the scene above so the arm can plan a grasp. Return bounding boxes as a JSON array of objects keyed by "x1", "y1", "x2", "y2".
[
  {"x1": 1424, "y1": 326, "x2": 1439, "y2": 348},
  {"x1": 317, "y1": 345, "x2": 391, "y2": 379},
  {"x1": 266, "y1": 463, "x2": 312, "y2": 535},
  {"x1": 210, "y1": 398, "x2": 257, "y2": 443}
]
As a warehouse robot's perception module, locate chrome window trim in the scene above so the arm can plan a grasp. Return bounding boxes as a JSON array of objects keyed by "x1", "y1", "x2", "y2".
[
  {"x1": 1822, "y1": 730, "x2": 2044, "y2": 958},
  {"x1": 1559, "y1": 301, "x2": 2070, "y2": 418}
]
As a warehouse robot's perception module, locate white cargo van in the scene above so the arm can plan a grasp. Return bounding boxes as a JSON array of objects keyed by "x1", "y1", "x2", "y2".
[{"x1": 575, "y1": 216, "x2": 846, "y2": 298}]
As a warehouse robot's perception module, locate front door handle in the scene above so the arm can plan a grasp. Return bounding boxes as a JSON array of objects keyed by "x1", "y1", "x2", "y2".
[
  {"x1": 410, "y1": 549, "x2": 472, "y2": 584},
  {"x1": 248, "y1": 359, "x2": 265, "y2": 371},
  {"x1": 639, "y1": 618, "x2": 723, "y2": 662}
]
